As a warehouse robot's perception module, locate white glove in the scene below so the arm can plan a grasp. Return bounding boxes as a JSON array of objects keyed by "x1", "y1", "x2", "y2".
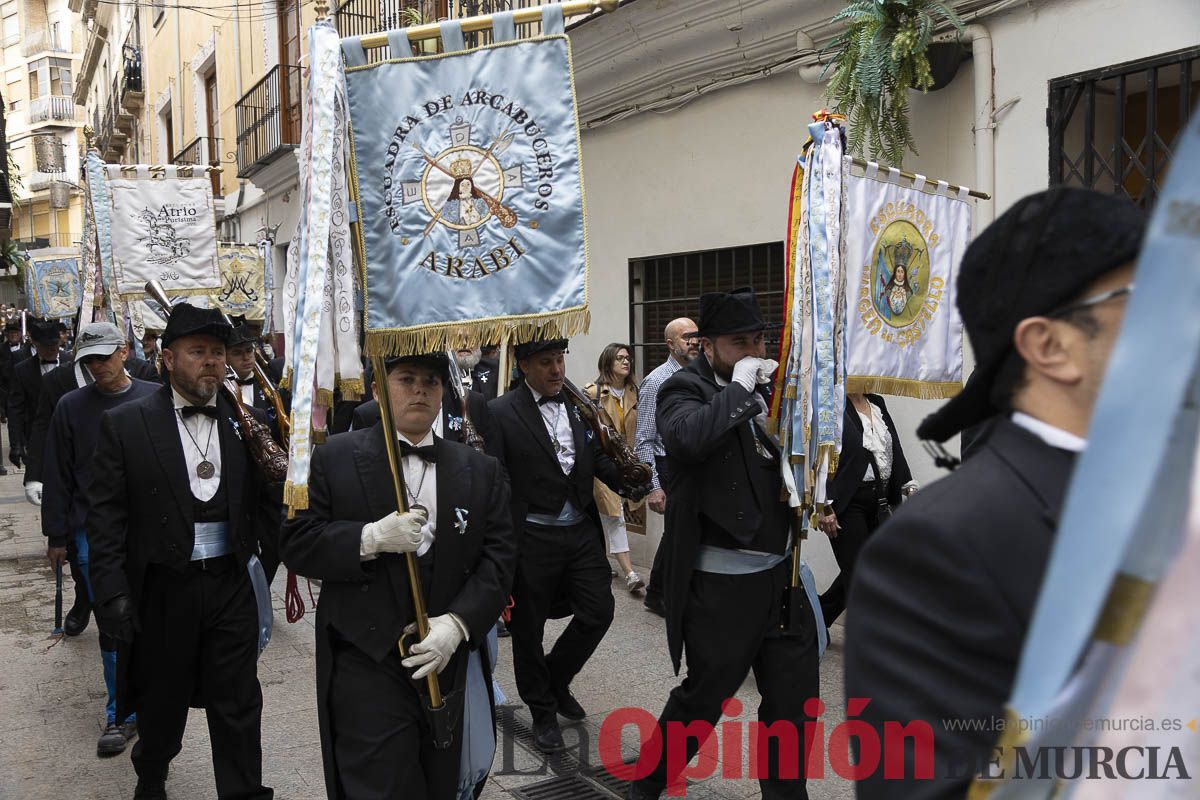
[
  {"x1": 25, "y1": 481, "x2": 43, "y2": 507},
  {"x1": 401, "y1": 613, "x2": 468, "y2": 679},
  {"x1": 731, "y1": 357, "x2": 778, "y2": 391},
  {"x1": 359, "y1": 508, "x2": 427, "y2": 560}
]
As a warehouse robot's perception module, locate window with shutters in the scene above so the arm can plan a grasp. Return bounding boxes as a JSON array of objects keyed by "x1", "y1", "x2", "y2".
[
  {"x1": 628, "y1": 242, "x2": 786, "y2": 371},
  {"x1": 27, "y1": 57, "x2": 72, "y2": 98},
  {"x1": 1, "y1": 2, "x2": 17, "y2": 48}
]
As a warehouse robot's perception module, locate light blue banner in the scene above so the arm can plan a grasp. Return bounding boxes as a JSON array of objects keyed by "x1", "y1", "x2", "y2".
[
  {"x1": 342, "y1": 20, "x2": 589, "y2": 351},
  {"x1": 29, "y1": 256, "x2": 82, "y2": 320}
]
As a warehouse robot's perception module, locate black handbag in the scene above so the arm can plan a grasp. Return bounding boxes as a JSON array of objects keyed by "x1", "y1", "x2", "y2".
[{"x1": 866, "y1": 451, "x2": 892, "y2": 524}]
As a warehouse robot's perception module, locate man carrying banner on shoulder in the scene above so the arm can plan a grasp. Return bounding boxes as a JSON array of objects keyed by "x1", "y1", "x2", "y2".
[
  {"x1": 489, "y1": 338, "x2": 629, "y2": 753},
  {"x1": 86, "y1": 304, "x2": 279, "y2": 800},
  {"x1": 281, "y1": 352, "x2": 515, "y2": 800},
  {"x1": 629, "y1": 288, "x2": 820, "y2": 800},
  {"x1": 844, "y1": 188, "x2": 1145, "y2": 798}
]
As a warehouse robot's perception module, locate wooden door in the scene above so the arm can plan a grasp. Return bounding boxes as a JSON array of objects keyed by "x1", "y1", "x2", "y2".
[{"x1": 205, "y1": 71, "x2": 220, "y2": 195}]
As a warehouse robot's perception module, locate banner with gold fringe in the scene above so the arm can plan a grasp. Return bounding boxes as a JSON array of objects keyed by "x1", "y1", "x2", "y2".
[
  {"x1": 212, "y1": 244, "x2": 267, "y2": 320},
  {"x1": 340, "y1": 5, "x2": 589, "y2": 355},
  {"x1": 843, "y1": 164, "x2": 968, "y2": 399}
]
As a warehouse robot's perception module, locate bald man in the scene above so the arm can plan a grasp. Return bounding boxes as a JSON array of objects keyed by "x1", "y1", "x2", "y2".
[{"x1": 634, "y1": 317, "x2": 699, "y2": 616}]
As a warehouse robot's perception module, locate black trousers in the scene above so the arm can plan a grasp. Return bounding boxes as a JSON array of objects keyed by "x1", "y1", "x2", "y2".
[
  {"x1": 130, "y1": 556, "x2": 271, "y2": 800},
  {"x1": 327, "y1": 636, "x2": 464, "y2": 800},
  {"x1": 645, "y1": 457, "x2": 670, "y2": 602},
  {"x1": 635, "y1": 562, "x2": 819, "y2": 799},
  {"x1": 510, "y1": 519, "x2": 614, "y2": 725},
  {"x1": 818, "y1": 482, "x2": 881, "y2": 624}
]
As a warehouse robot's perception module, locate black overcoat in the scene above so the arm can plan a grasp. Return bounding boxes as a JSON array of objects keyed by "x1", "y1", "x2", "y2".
[{"x1": 844, "y1": 418, "x2": 1076, "y2": 798}]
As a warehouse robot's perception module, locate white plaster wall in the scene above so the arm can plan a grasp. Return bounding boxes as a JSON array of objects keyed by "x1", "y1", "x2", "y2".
[{"x1": 566, "y1": 0, "x2": 1200, "y2": 583}]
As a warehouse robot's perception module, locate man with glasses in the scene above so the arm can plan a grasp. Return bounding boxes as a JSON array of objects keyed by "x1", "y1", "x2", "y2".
[
  {"x1": 844, "y1": 187, "x2": 1145, "y2": 798},
  {"x1": 42, "y1": 323, "x2": 159, "y2": 756}
]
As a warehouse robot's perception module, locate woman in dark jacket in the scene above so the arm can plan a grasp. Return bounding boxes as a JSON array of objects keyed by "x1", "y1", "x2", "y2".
[{"x1": 817, "y1": 393, "x2": 917, "y2": 626}]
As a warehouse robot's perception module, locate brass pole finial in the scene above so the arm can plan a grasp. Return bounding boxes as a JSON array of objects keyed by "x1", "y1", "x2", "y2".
[
  {"x1": 314, "y1": 0, "x2": 329, "y2": 20},
  {"x1": 83, "y1": 124, "x2": 96, "y2": 148}
]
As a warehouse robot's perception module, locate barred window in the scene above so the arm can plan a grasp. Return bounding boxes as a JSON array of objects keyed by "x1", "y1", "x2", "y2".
[
  {"x1": 628, "y1": 242, "x2": 786, "y2": 374},
  {"x1": 1049, "y1": 46, "x2": 1199, "y2": 209}
]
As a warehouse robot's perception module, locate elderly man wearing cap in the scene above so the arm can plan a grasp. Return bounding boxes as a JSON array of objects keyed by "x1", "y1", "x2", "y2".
[
  {"x1": 42, "y1": 322, "x2": 158, "y2": 756},
  {"x1": 844, "y1": 187, "x2": 1145, "y2": 798},
  {"x1": 281, "y1": 352, "x2": 515, "y2": 799},
  {"x1": 628, "y1": 288, "x2": 819, "y2": 800},
  {"x1": 87, "y1": 304, "x2": 279, "y2": 800},
  {"x1": 488, "y1": 337, "x2": 628, "y2": 753}
]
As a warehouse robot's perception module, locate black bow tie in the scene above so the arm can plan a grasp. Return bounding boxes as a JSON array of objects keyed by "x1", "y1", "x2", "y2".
[
  {"x1": 236, "y1": 376, "x2": 255, "y2": 386},
  {"x1": 399, "y1": 440, "x2": 438, "y2": 462},
  {"x1": 180, "y1": 405, "x2": 218, "y2": 419},
  {"x1": 41, "y1": 360, "x2": 58, "y2": 366},
  {"x1": 537, "y1": 393, "x2": 565, "y2": 406}
]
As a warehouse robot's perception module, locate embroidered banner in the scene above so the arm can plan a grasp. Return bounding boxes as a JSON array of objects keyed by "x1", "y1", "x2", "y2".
[
  {"x1": 342, "y1": 7, "x2": 589, "y2": 354},
  {"x1": 843, "y1": 167, "x2": 968, "y2": 399},
  {"x1": 28, "y1": 256, "x2": 81, "y2": 320},
  {"x1": 212, "y1": 244, "x2": 266, "y2": 320},
  {"x1": 105, "y1": 168, "x2": 220, "y2": 299}
]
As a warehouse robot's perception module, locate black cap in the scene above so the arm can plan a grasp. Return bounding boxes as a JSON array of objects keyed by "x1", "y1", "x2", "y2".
[
  {"x1": 383, "y1": 352, "x2": 450, "y2": 383},
  {"x1": 30, "y1": 319, "x2": 61, "y2": 346},
  {"x1": 227, "y1": 315, "x2": 257, "y2": 347},
  {"x1": 918, "y1": 187, "x2": 1146, "y2": 442},
  {"x1": 694, "y1": 287, "x2": 780, "y2": 337},
  {"x1": 514, "y1": 338, "x2": 568, "y2": 361},
  {"x1": 161, "y1": 303, "x2": 233, "y2": 349}
]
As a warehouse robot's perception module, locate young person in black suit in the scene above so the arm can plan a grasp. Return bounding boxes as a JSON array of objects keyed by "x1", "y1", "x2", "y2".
[
  {"x1": 488, "y1": 338, "x2": 628, "y2": 753},
  {"x1": 8, "y1": 319, "x2": 68, "y2": 469},
  {"x1": 815, "y1": 393, "x2": 916, "y2": 628},
  {"x1": 281, "y1": 352, "x2": 515, "y2": 800},
  {"x1": 87, "y1": 304, "x2": 279, "y2": 800},
  {"x1": 628, "y1": 288, "x2": 820, "y2": 800},
  {"x1": 351, "y1": 377, "x2": 499, "y2": 460},
  {"x1": 845, "y1": 188, "x2": 1146, "y2": 798},
  {"x1": 226, "y1": 318, "x2": 271, "y2": 413}
]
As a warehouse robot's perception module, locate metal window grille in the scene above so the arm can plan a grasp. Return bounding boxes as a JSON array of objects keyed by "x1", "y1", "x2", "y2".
[
  {"x1": 1049, "y1": 46, "x2": 1199, "y2": 209},
  {"x1": 628, "y1": 242, "x2": 787, "y2": 374}
]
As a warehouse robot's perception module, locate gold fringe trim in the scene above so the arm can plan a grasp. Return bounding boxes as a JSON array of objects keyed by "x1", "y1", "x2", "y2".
[
  {"x1": 117, "y1": 285, "x2": 220, "y2": 301},
  {"x1": 284, "y1": 481, "x2": 310, "y2": 512},
  {"x1": 279, "y1": 367, "x2": 292, "y2": 391},
  {"x1": 967, "y1": 706, "x2": 1028, "y2": 800},
  {"x1": 1093, "y1": 574, "x2": 1155, "y2": 645},
  {"x1": 315, "y1": 388, "x2": 335, "y2": 408},
  {"x1": 845, "y1": 375, "x2": 963, "y2": 400},
  {"x1": 313, "y1": 428, "x2": 328, "y2": 445},
  {"x1": 337, "y1": 377, "x2": 365, "y2": 401},
  {"x1": 362, "y1": 308, "x2": 591, "y2": 357}
]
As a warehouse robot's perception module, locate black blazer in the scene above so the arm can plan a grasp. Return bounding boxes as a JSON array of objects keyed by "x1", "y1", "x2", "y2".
[
  {"x1": 351, "y1": 390, "x2": 501, "y2": 461},
  {"x1": 655, "y1": 353, "x2": 787, "y2": 673},
  {"x1": 25, "y1": 357, "x2": 161, "y2": 484},
  {"x1": 0, "y1": 343, "x2": 33, "y2": 412},
  {"x1": 471, "y1": 356, "x2": 501, "y2": 401},
  {"x1": 85, "y1": 386, "x2": 282, "y2": 607},
  {"x1": 844, "y1": 418, "x2": 1077, "y2": 798},
  {"x1": 487, "y1": 382, "x2": 623, "y2": 536},
  {"x1": 825, "y1": 394, "x2": 913, "y2": 517},
  {"x1": 7, "y1": 352, "x2": 69, "y2": 453}
]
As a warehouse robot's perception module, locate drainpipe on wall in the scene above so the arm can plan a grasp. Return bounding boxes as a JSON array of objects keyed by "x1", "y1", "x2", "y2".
[
  {"x1": 796, "y1": 24, "x2": 996, "y2": 226},
  {"x1": 175, "y1": 0, "x2": 183, "y2": 158}
]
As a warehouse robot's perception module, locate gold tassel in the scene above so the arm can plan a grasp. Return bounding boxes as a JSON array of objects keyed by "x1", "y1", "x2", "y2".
[
  {"x1": 315, "y1": 387, "x2": 335, "y2": 408},
  {"x1": 845, "y1": 375, "x2": 963, "y2": 400},
  {"x1": 284, "y1": 481, "x2": 310, "y2": 511},
  {"x1": 337, "y1": 377, "x2": 365, "y2": 401}
]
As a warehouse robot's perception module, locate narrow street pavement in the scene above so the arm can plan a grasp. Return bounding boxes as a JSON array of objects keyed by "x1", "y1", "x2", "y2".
[{"x1": 0, "y1": 465, "x2": 852, "y2": 799}]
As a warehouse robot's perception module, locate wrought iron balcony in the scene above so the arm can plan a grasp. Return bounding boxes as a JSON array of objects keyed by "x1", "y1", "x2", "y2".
[
  {"x1": 174, "y1": 137, "x2": 223, "y2": 167},
  {"x1": 334, "y1": 0, "x2": 558, "y2": 54},
  {"x1": 235, "y1": 65, "x2": 303, "y2": 179},
  {"x1": 28, "y1": 96, "x2": 78, "y2": 124},
  {"x1": 121, "y1": 46, "x2": 145, "y2": 111}
]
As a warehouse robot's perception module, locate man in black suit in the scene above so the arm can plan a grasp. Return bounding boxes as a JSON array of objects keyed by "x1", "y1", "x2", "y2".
[
  {"x1": 226, "y1": 318, "x2": 270, "y2": 413},
  {"x1": 488, "y1": 338, "x2": 627, "y2": 753},
  {"x1": 87, "y1": 304, "x2": 278, "y2": 800},
  {"x1": 628, "y1": 289, "x2": 819, "y2": 800},
  {"x1": 8, "y1": 319, "x2": 68, "y2": 469},
  {"x1": 281, "y1": 352, "x2": 515, "y2": 799},
  {"x1": 352, "y1": 379, "x2": 499, "y2": 460},
  {"x1": 845, "y1": 188, "x2": 1146, "y2": 798},
  {"x1": 0, "y1": 319, "x2": 32, "y2": 473}
]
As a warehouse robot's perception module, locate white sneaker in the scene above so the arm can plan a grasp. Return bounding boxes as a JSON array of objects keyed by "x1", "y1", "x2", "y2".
[{"x1": 625, "y1": 571, "x2": 645, "y2": 593}]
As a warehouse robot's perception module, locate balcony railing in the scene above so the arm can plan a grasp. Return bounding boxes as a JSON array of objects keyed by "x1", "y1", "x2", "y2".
[
  {"x1": 28, "y1": 96, "x2": 78, "y2": 124},
  {"x1": 174, "y1": 136, "x2": 222, "y2": 167},
  {"x1": 13, "y1": 233, "x2": 76, "y2": 250},
  {"x1": 21, "y1": 29, "x2": 77, "y2": 57},
  {"x1": 235, "y1": 65, "x2": 303, "y2": 179}
]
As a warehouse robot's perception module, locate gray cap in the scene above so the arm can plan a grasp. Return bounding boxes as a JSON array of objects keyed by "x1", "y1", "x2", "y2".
[{"x1": 75, "y1": 322, "x2": 127, "y2": 362}]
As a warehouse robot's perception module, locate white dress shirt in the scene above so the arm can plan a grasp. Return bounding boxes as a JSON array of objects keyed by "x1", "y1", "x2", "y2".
[
  {"x1": 172, "y1": 388, "x2": 222, "y2": 501},
  {"x1": 528, "y1": 385, "x2": 575, "y2": 474},
  {"x1": 400, "y1": 428, "x2": 438, "y2": 557},
  {"x1": 39, "y1": 360, "x2": 57, "y2": 376},
  {"x1": 239, "y1": 381, "x2": 255, "y2": 407},
  {"x1": 1011, "y1": 411, "x2": 1087, "y2": 453}
]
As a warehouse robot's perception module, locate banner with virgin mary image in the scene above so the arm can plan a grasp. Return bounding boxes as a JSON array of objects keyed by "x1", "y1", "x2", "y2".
[
  {"x1": 340, "y1": 6, "x2": 589, "y2": 354},
  {"x1": 843, "y1": 168, "x2": 970, "y2": 399}
]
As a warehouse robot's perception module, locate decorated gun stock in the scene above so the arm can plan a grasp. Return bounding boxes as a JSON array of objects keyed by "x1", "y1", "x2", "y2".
[{"x1": 562, "y1": 378, "x2": 652, "y2": 491}]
